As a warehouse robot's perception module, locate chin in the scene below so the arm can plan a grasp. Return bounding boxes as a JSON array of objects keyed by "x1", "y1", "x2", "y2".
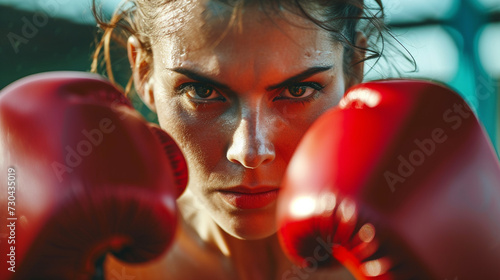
[
  {"x1": 218, "y1": 210, "x2": 278, "y2": 240},
  {"x1": 230, "y1": 227, "x2": 277, "y2": 241}
]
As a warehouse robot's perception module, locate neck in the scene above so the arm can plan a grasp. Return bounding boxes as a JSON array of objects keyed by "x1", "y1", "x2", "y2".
[
  {"x1": 177, "y1": 189, "x2": 294, "y2": 280},
  {"x1": 222, "y1": 230, "x2": 285, "y2": 280}
]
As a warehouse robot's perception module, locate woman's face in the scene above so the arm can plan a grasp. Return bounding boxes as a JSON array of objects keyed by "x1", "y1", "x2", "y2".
[{"x1": 133, "y1": 1, "x2": 361, "y2": 240}]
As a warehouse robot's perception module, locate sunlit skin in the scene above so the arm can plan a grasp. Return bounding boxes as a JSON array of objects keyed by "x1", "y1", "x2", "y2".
[{"x1": 107, "y1": 0, "x2": 364, "y2": 279}]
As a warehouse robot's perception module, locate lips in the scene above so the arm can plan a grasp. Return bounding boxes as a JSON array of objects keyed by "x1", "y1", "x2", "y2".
[{"x1": 218, "y1": 186, "x2": 279, "y2": 209}]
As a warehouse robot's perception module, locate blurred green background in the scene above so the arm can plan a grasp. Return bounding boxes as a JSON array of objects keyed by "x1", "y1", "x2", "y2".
[{"x1": 1, "y1": 0, "x2": 499, "y2": 154}]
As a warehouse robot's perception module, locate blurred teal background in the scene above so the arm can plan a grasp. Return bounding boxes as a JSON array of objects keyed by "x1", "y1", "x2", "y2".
[
  {"x1": 1, "y1": 0, "x2": 499, "y2": 154},
  {"x1": 365, "y1": 0, "x2": 500, "y2": 156}
]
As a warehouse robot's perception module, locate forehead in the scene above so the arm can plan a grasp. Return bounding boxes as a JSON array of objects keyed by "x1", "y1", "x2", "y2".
[{"x1": 151, "y1": 0, "x2": 342, "y2": 86}]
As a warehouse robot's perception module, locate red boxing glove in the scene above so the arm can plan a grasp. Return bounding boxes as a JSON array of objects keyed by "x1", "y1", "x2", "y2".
[
  {"x1": 277, "y1": 80, "x2": 500, "y2": 279},
  {"x1": 0, "y1": 72, "x2": 188, "y2": 279}
]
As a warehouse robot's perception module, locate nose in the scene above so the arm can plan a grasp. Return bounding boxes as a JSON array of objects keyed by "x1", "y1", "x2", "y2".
[{"x1": 226, "y1": 109, "x2": 276, "y2": 169}]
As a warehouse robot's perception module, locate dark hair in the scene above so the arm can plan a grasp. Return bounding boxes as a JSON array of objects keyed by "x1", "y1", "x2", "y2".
[{"x1": 91, "y1": 0, "x2": 408, "y2": 96}]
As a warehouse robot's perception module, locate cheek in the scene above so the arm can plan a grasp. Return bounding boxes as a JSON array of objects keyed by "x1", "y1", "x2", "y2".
[{"x1": 153, "y1": 91, "x2": 231, "y2": 180}]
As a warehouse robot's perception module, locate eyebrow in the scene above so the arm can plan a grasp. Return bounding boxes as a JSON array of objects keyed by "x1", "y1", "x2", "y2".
[
  {"x1": 167, "y1": 67, "x2": 232, "y2": 91},
  {"x1": 266, "y1": 66, "x2": 333, "y2": 91},
  {"x1": 167, "y1": 65, "x2": 333, "y2": 92}
]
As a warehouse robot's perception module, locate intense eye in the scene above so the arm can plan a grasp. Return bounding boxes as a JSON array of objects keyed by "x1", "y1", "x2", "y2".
[
  {"x1": 178, "y1": 83, "x2": 225, "y2": 101},
  {"x1": 275, "y1": 82, "x2": 324, "y2": 101},
  {"x1": 287, "y1": 86, "x2": 313, "y2": 97}
]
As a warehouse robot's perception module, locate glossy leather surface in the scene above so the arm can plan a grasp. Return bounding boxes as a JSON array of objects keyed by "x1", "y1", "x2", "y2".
[{"x1": 278, "y1": 80, "x2": 500, "y2": 279}]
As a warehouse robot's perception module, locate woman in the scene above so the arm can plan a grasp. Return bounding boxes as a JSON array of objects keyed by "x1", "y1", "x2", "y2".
[{"x1": 93, "y1": 0, "x2": 391, "y2": 278}]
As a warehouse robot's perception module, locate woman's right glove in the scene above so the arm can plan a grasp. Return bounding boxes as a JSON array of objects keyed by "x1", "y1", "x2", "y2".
[{"x1": 0, "y1": 72, "x2": 188, "y2": 280}]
